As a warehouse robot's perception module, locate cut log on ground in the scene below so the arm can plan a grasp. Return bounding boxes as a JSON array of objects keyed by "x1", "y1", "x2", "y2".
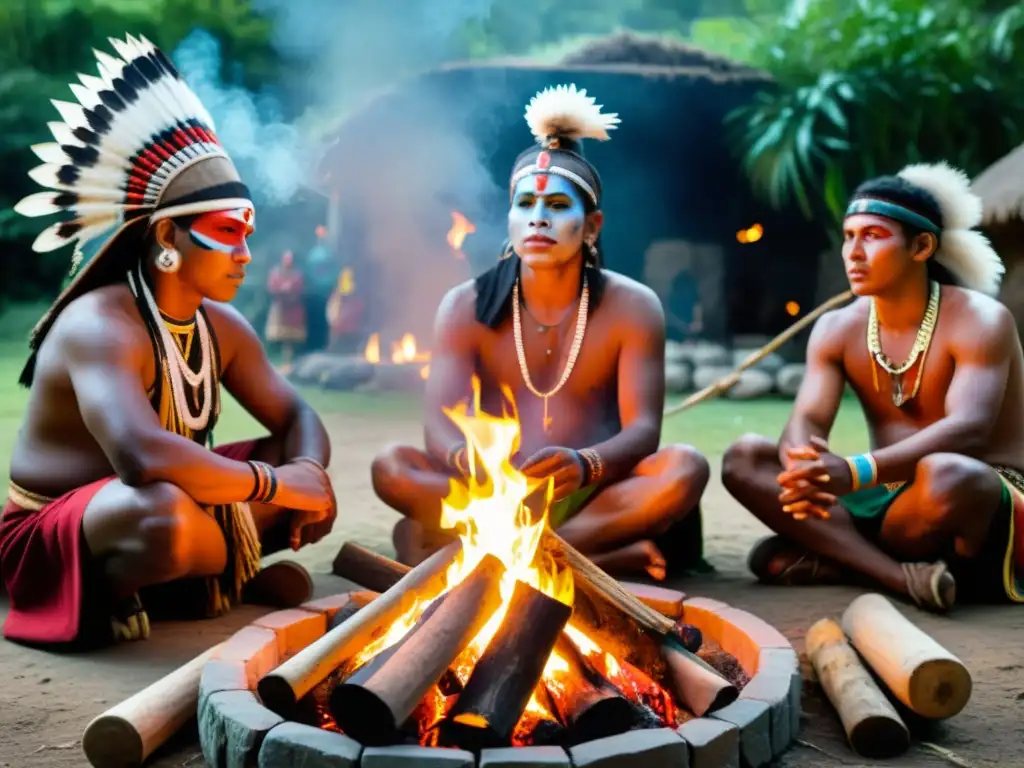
[
  {"x1": 661, "y1": 636, "x2": 739, "y2": 716},
  {"x1": 329, "y1": 554, "x2": 506, "y2": 746},
  {"x1": 806, "y1": 617, "x2": 910, "y2": 758},
  {"x1": 545, "y1": 633, "x2": 644, "y2": 745},
  {"x1": 332, "y1": 542, "x2": 414, "y2": 593},
  {"x1": 82, "y1": 643, "x2": 222, "y2": 768},
  {"x1": 258, "y1": 541, "x2": 460, "y2": 718},
  {"x1": 440, "y1": 581, "x2": 572, "y2": 750},
  {"x1": 842, "y1": 593, "x2": 972, "y2": 720}
]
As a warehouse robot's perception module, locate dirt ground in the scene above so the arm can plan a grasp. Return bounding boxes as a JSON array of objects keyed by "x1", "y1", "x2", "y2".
[{"x1": 1, "y1": 412, "x2": 1022, "y2": 768}]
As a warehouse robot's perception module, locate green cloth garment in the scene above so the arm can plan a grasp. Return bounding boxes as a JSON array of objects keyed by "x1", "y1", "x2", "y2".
[{"x1": 549, "y1": 485, "x2": 598, "y2": 528}]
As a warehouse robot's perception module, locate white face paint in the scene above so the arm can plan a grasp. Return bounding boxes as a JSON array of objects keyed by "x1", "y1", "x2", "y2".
[{"x1": 508, "y1": 174, "x2": 588, "y2": 269}]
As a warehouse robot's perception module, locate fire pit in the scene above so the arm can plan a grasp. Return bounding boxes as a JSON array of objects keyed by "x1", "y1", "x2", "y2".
[{"x1": 198, "y1": 588, "x2": 798, "y2": 768}]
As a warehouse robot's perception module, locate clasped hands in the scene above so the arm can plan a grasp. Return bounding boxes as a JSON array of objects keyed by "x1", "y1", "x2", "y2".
[
  {"x1": 449, "y1": 444, "x2": 585, "y2": 500},
  {"x1": 777, "y1": 436, "x2": 851, "y2": 521}
]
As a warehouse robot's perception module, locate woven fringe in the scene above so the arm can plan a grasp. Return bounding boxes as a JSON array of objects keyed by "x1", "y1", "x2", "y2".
[{"x1": 203, "y1": 501, "x2": 262, "y2": 617}]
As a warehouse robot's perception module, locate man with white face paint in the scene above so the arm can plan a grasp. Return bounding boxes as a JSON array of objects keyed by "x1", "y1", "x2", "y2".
[{"x1": 372, "y1": 84, "x2": 710, "y2": 579}]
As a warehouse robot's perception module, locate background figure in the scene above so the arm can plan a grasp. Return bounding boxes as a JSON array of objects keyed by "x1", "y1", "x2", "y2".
[
  {"x1": 265, "y1": 250, "x2": 307, "y2": 372},
  {"x1": 326, "y1": 267, "x2": 367, "y2": 353},
  {"x1": 304, "y1": 225, "x2": 337, "y2": 351}
]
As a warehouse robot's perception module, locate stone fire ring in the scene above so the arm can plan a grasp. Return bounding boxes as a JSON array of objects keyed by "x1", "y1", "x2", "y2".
[{"x1": 198, "y1": 592, "x2": 799, "y2": 768}]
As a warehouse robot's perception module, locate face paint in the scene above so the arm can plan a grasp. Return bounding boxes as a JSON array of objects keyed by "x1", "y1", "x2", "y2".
[
  {"x1": 508, "y1": 174, "x2": 588, "y2": 267},
  {"x1": 534, "y1": 151, "x2": 551, "y2": 193},
  {"x1": 188, "y1": 207, "x2": 255, "y2": 255}
]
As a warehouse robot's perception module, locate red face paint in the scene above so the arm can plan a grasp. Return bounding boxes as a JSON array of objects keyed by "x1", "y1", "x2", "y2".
[
  {"x1": 534, "y1": 151, "x2": 552, "y2": 193},
  {"x1": 188, "y1": 207, "x2": 255, "y2": 254}
]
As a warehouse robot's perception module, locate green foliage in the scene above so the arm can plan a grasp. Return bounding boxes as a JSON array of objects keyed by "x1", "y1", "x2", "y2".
[{"x1": 725, "y1": 0, "x2": 1024, "y2": 227}]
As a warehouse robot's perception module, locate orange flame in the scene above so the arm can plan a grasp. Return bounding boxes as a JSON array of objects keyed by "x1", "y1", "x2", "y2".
[
  {"x1": 391, "y1": 333, "x2": 431, "y2": 365},
  {"x1": 447, "y1": 211, "x2": 476, "y2": 256},
  {"x1": 363, "y1": 333, "x2": 380, "y2": 364}
]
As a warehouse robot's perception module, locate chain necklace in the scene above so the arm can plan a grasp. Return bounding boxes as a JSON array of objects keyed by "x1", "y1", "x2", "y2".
[
  {"x1": 867, "y1": 280, "x2": 940, "y2": 408},
  {"x1": 513, "y1": 276, "x2": 590, "y2": 432}
]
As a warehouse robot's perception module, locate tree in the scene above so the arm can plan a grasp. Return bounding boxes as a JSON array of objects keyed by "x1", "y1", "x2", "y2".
[{"x1": 723, "y1": 0, "x2": 1024, "y2": 227}]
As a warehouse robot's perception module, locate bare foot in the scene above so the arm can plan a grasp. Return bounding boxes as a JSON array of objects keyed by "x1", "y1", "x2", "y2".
[{"x1": 591, "y1": 540, "x2": 668, "y2": 582}]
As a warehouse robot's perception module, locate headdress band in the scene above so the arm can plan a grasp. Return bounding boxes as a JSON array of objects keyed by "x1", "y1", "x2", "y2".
[
  {"x1": 845, "y1": 198, "x2": 941, "y2": 235},
  {"x1": 509, "y1": 163, "x2": 598, "y2": 206}
]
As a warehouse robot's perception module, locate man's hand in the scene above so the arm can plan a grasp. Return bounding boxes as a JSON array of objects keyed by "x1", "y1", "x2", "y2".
[
  {"x1": 519, "y1": 447, "x2": 587, "y2": 500},
  {"x1": 273, "y1": 461, "x2": 334, "y2": 549},
  {"x1": 776, "y1": 436, "x2": 851, "y2": 520}
]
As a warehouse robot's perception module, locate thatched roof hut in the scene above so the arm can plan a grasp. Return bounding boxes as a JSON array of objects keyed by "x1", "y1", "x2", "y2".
[
  {"x1": 316, "y1": 34, "x2": 825, "y2": 348},
  {"x1": 973, "y1": 143, "x2": 1024, "y2": 331}
]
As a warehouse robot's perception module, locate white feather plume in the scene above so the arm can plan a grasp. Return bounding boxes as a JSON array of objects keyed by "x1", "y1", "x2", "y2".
[
  {"x1": 524, "y1": 83, "x2": 620, "y2": 145},
  {"x1": 897, "y1": 161, "x2": 1003, "y2": 295}
]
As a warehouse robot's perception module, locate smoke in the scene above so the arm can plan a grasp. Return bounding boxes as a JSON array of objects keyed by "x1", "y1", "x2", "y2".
[{"x1": 171, "y1": 29, "x2": 311, "y2": 206}]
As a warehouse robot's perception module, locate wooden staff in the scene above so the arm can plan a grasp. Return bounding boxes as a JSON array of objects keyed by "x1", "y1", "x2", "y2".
[
  {"x1": 329, "y1": 554, "x2": 506, "y2": 746},
  {"x1": 806, "y1": 618, "x2": 910, "y2": 758},
  {"x1": 842, "y1": 593, "x2": 972, "y2": 720},
  {"x1": 440, "y1": 581, "x2": 572, "y2": 750},
  {"x1": 81, "y1": 642, "x2": 222, "y2": 768},
  {"x1": 257, "y1": 541, "x2": 460, "y2": 718},
  {"x1": 663, "y1": 289, "x2": 854, "y2": 418},
  {"x1": 545, "y1": 633, "x2": 642, "y2": 745}
]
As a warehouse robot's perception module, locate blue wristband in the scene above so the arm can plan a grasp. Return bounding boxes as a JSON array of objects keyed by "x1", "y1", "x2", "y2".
[{"x1": 846, "y1": 453, "x2": 877, "y2": 490}]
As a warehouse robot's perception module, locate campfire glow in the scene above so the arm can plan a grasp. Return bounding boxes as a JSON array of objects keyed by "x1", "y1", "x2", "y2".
[
  {"x1": 338, "y1": 379, "x2": 679, "y2": 746},
  {"x1": 447, "y1": 211, "x2": 476, "y2": 255},
  {"x1": 363, "y1": 332, "x2": 431, "y2": 380}
]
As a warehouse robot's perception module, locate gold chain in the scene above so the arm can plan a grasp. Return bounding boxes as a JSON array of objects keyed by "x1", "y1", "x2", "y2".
[
  {"x1": 867, "y1": 280, "x2": 940, "y2": 407},
  {"x1": 513, "y1": 276, "x2": 590, "y2": 431}
]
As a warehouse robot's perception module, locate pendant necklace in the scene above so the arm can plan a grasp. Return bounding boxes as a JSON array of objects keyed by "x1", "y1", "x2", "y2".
[
  {"x1": 513, "y1": 276, "x2": 590, "y2": 432},
  {"x1": 867, "y1": 280, "x2": 940, "y2": 408}
]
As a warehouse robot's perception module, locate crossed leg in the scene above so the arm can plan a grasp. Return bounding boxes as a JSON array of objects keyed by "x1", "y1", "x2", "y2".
[
  {"x1": 721, "y1": 434, "x2": 1007, "y2": 609},
  {"x1": 372, "y1": 443, "x2": 709, "y2": 579}
]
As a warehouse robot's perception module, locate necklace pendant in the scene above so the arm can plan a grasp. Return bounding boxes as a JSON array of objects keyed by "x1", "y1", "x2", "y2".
[{"x1": 891, "y1": 374, "x2": 906, "y2": 407}]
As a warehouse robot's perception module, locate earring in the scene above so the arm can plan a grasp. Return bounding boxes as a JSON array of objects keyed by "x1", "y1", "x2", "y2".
[
  {"x1": 499, "y1": 241, "x2": 516, "y2": 261},
  {"x1": 586, "y1": 241, "x2": 598, "y2": 266},
  {"x1": 155, "y1": 247, "x2": 181, "y2": 274}
]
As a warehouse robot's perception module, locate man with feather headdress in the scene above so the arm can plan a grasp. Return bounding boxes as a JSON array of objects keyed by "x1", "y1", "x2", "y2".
[
  {"x1": 722, "y1": 164, "x2": 1024, "y2": 612},
  {"x1": 371, "y1": 84, "x2": 710, "y2": 579},
  {"x1": 0, "y1": 35, "x2": 336, "y2": 647}
]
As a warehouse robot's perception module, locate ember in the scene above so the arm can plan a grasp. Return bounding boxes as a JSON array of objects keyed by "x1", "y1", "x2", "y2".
[{"x1": 302, "y1": 380, "x2": 703, "y2": 749}]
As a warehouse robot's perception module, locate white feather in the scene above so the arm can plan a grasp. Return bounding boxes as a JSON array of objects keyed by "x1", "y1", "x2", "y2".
[
  {"x1": 524, "y1": 83, "x2": 620, "y2": 145},
  {"x1": 48, "y1": 122, "x2": 84, "y2": 147},
  {"x1": 933, "y1": 229, "x2": 1004, "y2": 296},
  {"x1": 31, "y1": 143, "x2": 70, "y2": 164},
  {"x1": 51, "y1": 100, "x2": 89, "y2": 131},
  {"x1": 898, "y1": 162, "x2": 983, "y2": 230},
  {"x1": 14, "y1": 192, "x2": 63, "y2": 217}
]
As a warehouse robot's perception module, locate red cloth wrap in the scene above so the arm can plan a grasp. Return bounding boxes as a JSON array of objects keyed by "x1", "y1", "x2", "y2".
[{"x1": 0, "y1": 439, "x2": 257, "y2": 645}]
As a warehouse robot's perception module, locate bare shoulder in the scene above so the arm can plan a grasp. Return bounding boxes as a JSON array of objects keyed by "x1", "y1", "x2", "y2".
[
  {"x1": 807, "y1": 297, "x2": 866, "y2": 356},
  {"x1": 201, "y1": 299, "x2": 257, "y2": 336},
  {"x1": 435, "y1": 279, "x2": 479, "y2": 331},
  {"x1": 599, "y1": 270, "x2": 664, "y2": 329},
  {"x1": 50, "y1": 284, "x2": 149, "y2": 360},
  {"x1": 942, "y1": 285, "x2": 1018, "y2": 349}
]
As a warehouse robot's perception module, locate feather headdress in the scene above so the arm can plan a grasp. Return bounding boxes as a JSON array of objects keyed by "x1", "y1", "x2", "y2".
[
  {"x1": 14, "y1": 33, "x2": 253, "y2": 382},
  {"x1": 510, "y1": 84, "x2": 619, "y2": 207},
  {"x1": 897, "y1": 162, "x2": 1003, "y2": 296}
]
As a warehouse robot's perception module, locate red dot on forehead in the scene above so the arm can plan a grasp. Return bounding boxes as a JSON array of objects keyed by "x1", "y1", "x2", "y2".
[
  {"x1": 535, "y1": 174, "x2": 549, "y2": 193},
  {"x1": 537, "y1": 152, "x2": 551, "y2": 170}
]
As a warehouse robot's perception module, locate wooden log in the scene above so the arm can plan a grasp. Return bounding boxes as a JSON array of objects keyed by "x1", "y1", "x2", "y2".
[
  {"x1": 806, "y1": 618, "x2": 910, "y2": 758},
  {"x1": 842, "y1": 593, "x2": 972, "y2": 719},
  {"x1": 545, "y1": 633, "x2": 643, "y2": 745},
  {"x1": 329, "y1": 554, "x2": 506, "y2": 746},
  {"x1": 439, "y1": 581, "x2": 572, "y2": 750},
  {"x1": 332, "y1": 541, "x2": 412, "y2": 592},
  {"x1": 258, "y1": 541, "x2": 460, "y2": 718},
  {"x1": 661, "y1": 636, "x2": 739, "y2": 716},
  {"x1": 619, "y1": 581, "x2": 687, "y2": 619},
  {"x1": 81, "y1": 643, "x2": 222, "y2": 767}
]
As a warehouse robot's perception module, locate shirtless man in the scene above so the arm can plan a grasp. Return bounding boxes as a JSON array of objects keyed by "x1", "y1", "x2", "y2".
[
  {"x1": 371, "y1": 85, "x2": 708, "y2": 578},
  {"x1": 0, "y1": 36, "x2": 335, "y2": 647},
  {"x1": 721, "y1": 162, "x2": 1024, "y2": 612}
]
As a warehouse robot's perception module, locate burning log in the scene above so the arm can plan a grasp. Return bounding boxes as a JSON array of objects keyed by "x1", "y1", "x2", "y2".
[
  {"x1": 545, "y1": 634, "x2": 643, "y2": 745},
  {"x1": 258, "y1": 541, "x2": 460, "y2": 718},
  {"x1": 661, "y1": 636, "x2": 740, "y2": 716},
  {"x1": 329, "y1": 554, "x2": 506, "y2": 746},
  {"x1": 439, "y1": 581, "x2": 572, "y2": 750}
]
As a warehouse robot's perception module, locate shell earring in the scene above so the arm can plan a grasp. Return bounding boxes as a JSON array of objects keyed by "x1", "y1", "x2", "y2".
[{"x1": 155, "y1": 247, "x2": 181, "y2": 274}]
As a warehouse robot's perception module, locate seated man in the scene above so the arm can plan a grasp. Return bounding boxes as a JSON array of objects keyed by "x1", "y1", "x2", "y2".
[
  {"x1": 722, "y1": 162, "x2": 1024, "y2": 612},
  {"x1": 0, "y1": 36, "x2": 335, "y2": 647},
  {"x1": 372, "y1": 84, "x2": 708, "y2": 579}
]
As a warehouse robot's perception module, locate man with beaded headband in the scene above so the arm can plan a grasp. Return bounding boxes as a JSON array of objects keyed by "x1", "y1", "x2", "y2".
[
  {"x1": 722, "y1": 162, "x2": 1024, "y2": 612},
  {"x1": 0, "y1": 35, "x2": 336, "y2": 647},
  {"x1": 372, "y1": 85, "x2": 710, "y2": 578}
]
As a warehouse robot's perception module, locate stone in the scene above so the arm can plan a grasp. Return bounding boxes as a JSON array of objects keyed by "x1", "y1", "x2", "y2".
[
  {"x1": 682, "y1": 597, "x2": 731, "y2": 646},
  {"x1": 199, "y1": 659, "x2": 249, "y2": 712},
  {"x1": 716, "y1": 608, "x2": 794, "y2": 676},
  {"x1": 665, "y1": 360, "x2": 693, "y2": 393},
  {"x1": 259, "y1": 722, "x2": 361, "y2": 768},
  {"x1": 620, "y1": 582, "x2": 687, "y2": 618},
  {"x1": 479, "y1": 746, "x2": 570, "y2": 767},
  {"x1": 218, "y1": 626, "x2": 280, "y2": 688},
  {"x1": 200, "y1": 689, "x2": 285, "y2": 768},
  {"x1": 692, "y1": 366, "x2": 734, "y2": 392},
  {"x1": 689, "y1": 343, "x2": 730, "y2": 367},
  {"x1": 291, "y1": 353, "x2": 333, "y2": 384},
  {"x1": 568, "y1": 728, "x2": 689, "y2": 768},
  {"x1": 328, "y1": 599, "x2": 367, "y2": 631},
  {"x1": 320, "y1": 357, "x2": 376, "y2": 391},
  {"x1": 726, "y1": 370, "x2": 774, "y2": 400},
  {"x1": 776, "y1": 364, "x2": 805, "y2": 397},
  {"x1": 739, "y1": 672, "x2": 793, "y2": 757},
  {"x1": 711, "y1": 699, "x2": 772, "y2": 768},
  {"x1": 732, "y1": 350, "x2": 785, "y2": 375},
  {"x1": 302, "y1": 593, "x2": 353, "y2": 620},
  {"x1": 254, "y1": 608, "x2": 327, "y2": 657},
  {"x1": 665, "y1": 340, "x2": 688, "y2": 364},
  {"x1": 360, "y1": 745, "x2": 475, "y2": 768},
  {"x1": 678, "y1": 718, "x2": 740, "y2": 768}
]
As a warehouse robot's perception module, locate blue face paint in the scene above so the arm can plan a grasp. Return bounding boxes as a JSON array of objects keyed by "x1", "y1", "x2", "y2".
[
  {"x1": 187, "y1": 207, "x2": 254, "y2": 257},
  {"x1": 508, "y1": 174, "x2": 588, "y2": 268}
]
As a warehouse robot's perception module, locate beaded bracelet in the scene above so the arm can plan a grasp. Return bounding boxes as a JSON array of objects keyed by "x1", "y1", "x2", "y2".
[
  {"x1": 578, "y1": 448, "x2": 604, "y2": 486},
  {"x1": 845, "y1": 453, "x2": 877, "y2": 491},
  {"x1": 246, "y1": 460, "x2": 278, "y2": 503}
]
